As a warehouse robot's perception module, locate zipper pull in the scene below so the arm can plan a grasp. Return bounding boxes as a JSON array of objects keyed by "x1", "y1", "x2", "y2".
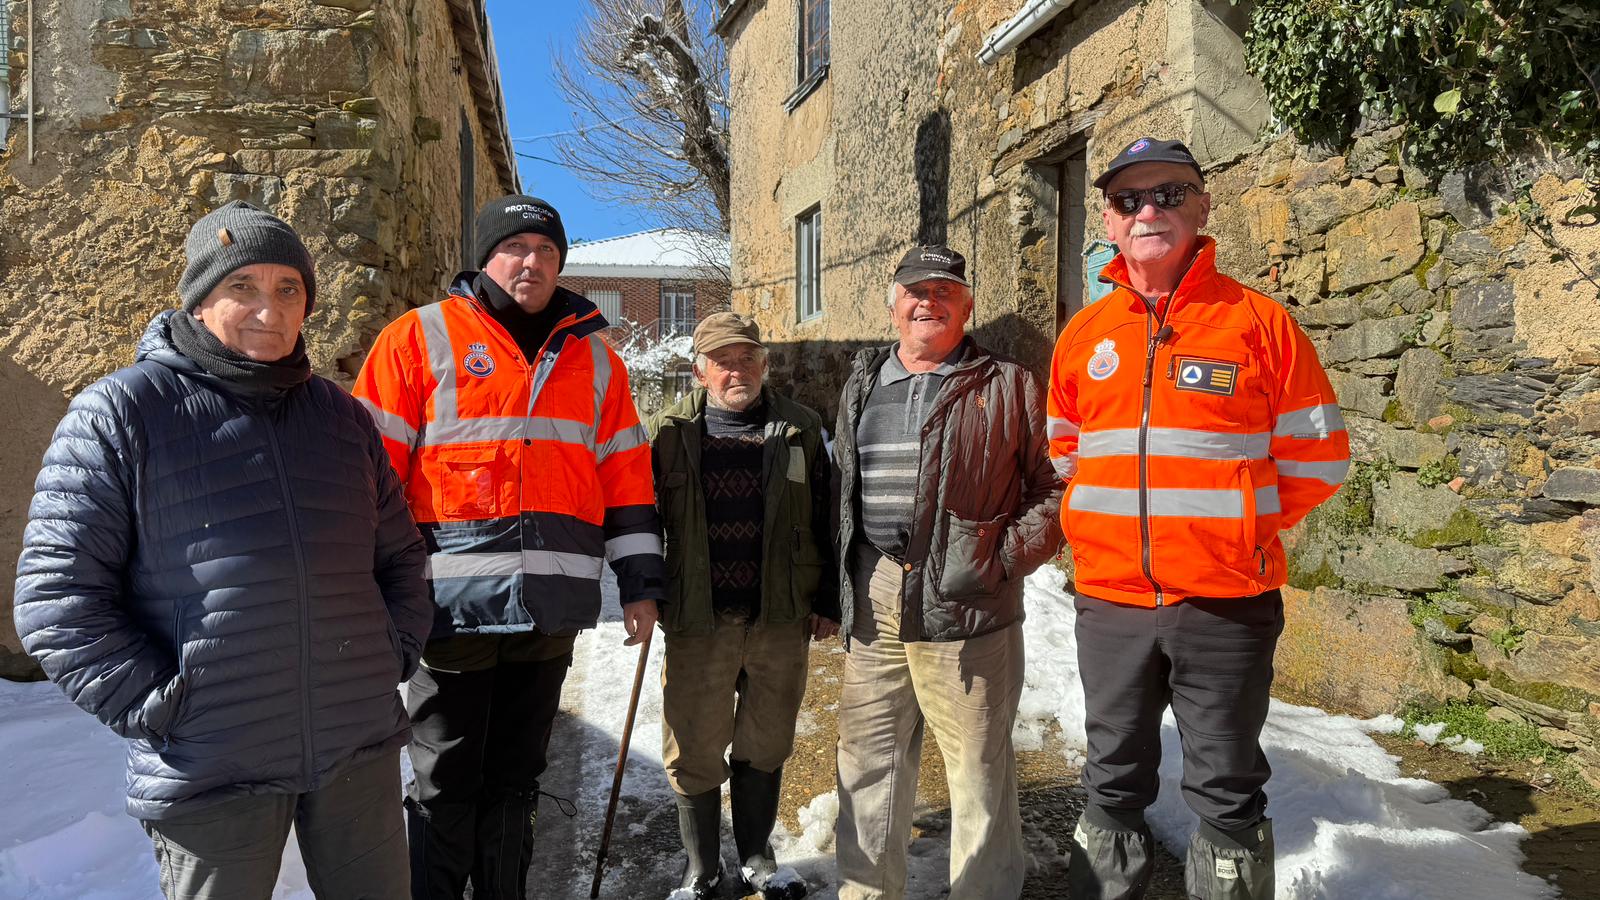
[{"x1": 1166, "y1": 356, "x2": 1176, "y2": 380}]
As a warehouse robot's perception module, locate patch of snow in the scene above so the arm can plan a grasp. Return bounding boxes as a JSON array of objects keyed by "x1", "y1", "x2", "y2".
[
  {"x1": 791, "y1": 791, "x2": 837, "y2": 856},
  {"x1": 562, "y1": 227, "x2": 729, "y2": 271},
  {"x1": 0, "y1": 678, "x2": 315, "y2": 899},
  {"x1": 1016, "y1": 566, "x2": 1553, "y2": 900},
  {"x1": 1444, "y1": 734, "x2": 1485, "y2": 755},
  {"x1": 743, "y1": 862, "x2": 805, "y2": 892},
  {"x1": 1361, "y1": 713, "x2": 1407, "y2": 734},
  {"x1": 0, "y1": 564, "x2": 1553, "y2": 899},
  {"x1": 766, "y1": 864, "x2": 804, "y2": 888},
  {"x1": 1414, "y1": 721, "x2": 1449, "y2": 746}
]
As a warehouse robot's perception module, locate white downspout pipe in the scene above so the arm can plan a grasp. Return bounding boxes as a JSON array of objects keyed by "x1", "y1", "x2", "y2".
[{"x1": 977, "y1": 0, "x2": 1079, "y2": 65}]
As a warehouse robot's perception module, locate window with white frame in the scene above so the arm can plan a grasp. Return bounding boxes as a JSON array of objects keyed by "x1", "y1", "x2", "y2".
[
  {"x1": 660, "y1": 282, "x2": 697, "y2": 335},
  {"x1": 796, "y1": 205, "x2": 822, "y2": 321},
  {"x1": 590, "y1": 289, "x2": 623, "y2": 324}
]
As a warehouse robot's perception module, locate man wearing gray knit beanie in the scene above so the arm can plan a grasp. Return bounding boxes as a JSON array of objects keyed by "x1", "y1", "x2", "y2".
[{"x1": 14, "y1": 199, "x2": 431, "y2": 899}]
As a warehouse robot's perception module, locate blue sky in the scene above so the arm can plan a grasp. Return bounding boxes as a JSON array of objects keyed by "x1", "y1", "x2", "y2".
[{"x1": 485, "y1": 1, "x2": 641, "y2": 243}]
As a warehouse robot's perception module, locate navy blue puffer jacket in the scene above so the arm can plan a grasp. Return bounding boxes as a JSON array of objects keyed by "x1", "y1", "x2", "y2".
[{"x1": 13, "y1": 312, "x2": 432, "y2": 820}]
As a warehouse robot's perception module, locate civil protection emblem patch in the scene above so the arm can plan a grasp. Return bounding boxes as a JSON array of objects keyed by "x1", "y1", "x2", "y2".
[
  {"x1": 462, "y1": 342, "x2": 496, "y2": 377},
  {"x1": 1086, "y1": 338, "x2": 1120, "y2": 381}
]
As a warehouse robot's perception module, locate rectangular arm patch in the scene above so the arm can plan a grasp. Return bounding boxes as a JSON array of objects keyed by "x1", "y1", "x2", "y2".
[{"x1": 1172, "y1": 357, "x2": 1239, "y2": 396}]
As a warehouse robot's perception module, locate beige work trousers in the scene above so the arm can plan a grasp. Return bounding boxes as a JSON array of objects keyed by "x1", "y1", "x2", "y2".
[
  {"x1": 660, "y1": 611, "x2": 812, "y2": 796},
  {"x1": 835, "y1": 552, "x2": 1026, "y2": 900}
]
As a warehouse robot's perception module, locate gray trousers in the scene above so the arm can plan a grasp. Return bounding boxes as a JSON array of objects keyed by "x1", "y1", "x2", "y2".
[
  {"x1": 1073, "y1": 591, "x2": 1284, "y2": 830},
  {"x1": 835, "y1": 553, "x2": 1025, "y2": 900},
  {"x1": 141, "y1": 750, "x2": 408, "y2": 900}
]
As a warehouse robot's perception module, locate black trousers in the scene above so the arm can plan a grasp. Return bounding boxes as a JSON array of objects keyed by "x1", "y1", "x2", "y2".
[
  {"x1": 1073, "y1": 590, "x2": 1284, "y2": 831},
  {"x1": 405, "y1": 638, "x2": 572, "y2": 900}
]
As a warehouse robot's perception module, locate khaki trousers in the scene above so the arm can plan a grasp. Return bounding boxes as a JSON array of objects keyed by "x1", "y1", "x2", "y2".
[
  {"x1": 660, "y1": 611, "x2": 812, "y2": 796},
  {"x1": 835, "y1": 553, "x2": 1025, "y2": 900}
]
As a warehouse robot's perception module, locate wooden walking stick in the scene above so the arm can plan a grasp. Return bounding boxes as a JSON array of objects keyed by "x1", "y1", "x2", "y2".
[{"x1": 589, "y1": 629, "x2": 653, "y2": 898}]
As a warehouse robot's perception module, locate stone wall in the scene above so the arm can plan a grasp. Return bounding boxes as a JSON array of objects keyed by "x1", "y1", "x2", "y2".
[
  {"x1": 721, "y1": 0, "x2": 1600, "y2": 783},
  {"x1": 721, "y1": 0, "x2": 1269, "y2": 417},
  {"x1": 0, "y1": 0, "x2": 516, "y2": 678},
  {"x1": 1242, "y1": 129, "x2": 1600, "y2": 786}
]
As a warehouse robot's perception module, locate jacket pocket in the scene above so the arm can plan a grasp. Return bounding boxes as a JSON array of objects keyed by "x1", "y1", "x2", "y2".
[
  {"x1": 142, "y1": 672, "x2": 190, "y2": 747},
  {"x1": 1240, "y1": 463, "x2": 1258, "y2": 559},
  {"x1": 437, "y1": 447, "x2": 503, "y2": 519},
  {"x1": 790, "y1": 526, "x2": 824, "y2": 615},
  {"x1": 938, "y1": 511, "x2": 1009, "y2": 600},
  {"x1": 383, "y1": 617, "x2": 407, "y2": 680},
  {"x1": 147, "y1": 600, "x2": 193, "y2": 744}
]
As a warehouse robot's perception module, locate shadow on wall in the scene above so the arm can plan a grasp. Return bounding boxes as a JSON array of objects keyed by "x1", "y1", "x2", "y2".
[
  {"x1": 0, "y1": 356, "x2": 66, "y2": 682},
  {"x1": 763, "y1": 312, "x2": 1060, "y2": 425},
  {"x1": 915, "y1": 109, "x2": 952, "y2": 248}
]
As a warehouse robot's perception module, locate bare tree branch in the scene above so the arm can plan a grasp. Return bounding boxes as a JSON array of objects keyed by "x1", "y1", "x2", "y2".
[{"x1": 549, "y1": 0, "x2": 730, "y2": 277}]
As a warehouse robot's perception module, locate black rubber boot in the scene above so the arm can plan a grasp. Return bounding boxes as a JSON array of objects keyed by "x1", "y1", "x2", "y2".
[
  {"x1": 474, "y1": 787, "x2": 538, "y2": 899},
  {"x1": 1067, "y1": 804, "x2": 1156, "y2": 900},
  {"x1": 1184, "y1": 818, "x2": 1274, "y2": 900},
  {"x1": 729, "y1": 761, "x2": 806, "y2": 899},
  {"x1": 674, "y1": 788, "x2": 723, "y2": 899}
]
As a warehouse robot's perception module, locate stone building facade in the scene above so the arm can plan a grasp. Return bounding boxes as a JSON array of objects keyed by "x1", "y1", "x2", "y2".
[
  {"x1": 717, "y1": 0, "x2": 1600, "y2": 783},
  {"x1": 0, "y1": 0, "x2": 519, "y2": 678}
]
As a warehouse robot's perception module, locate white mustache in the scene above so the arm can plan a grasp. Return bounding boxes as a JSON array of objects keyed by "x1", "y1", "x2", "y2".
[{"x1": 1130, "y1": 223, "x2": 1169, "y2": 237}]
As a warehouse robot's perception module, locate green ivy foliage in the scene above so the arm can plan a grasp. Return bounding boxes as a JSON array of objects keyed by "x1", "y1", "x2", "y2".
[{"x1": 1240, "y1": 0, "x2": 1600, "y2": 178}]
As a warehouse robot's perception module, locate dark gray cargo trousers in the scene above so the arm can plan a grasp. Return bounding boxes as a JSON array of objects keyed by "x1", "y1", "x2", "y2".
[{"x1": 1073, "y1": 590, "x2": 1283, "y2": 829}]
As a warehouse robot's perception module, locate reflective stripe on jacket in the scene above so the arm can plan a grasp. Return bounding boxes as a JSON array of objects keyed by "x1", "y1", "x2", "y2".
[
  {"x1": 353, "y1": 277, "x2": 665, "y2": 636},
  {"x1": 1047, "y1": 238, "x2": 1349, "y2": 608}
]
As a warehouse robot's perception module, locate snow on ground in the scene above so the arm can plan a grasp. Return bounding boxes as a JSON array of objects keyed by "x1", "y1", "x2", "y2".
[
  {"x1": 1017, "y1": 566, "x2": 1554, "y2": 900},
  {"x1": 0, "y1": 567, "x2": 1556, "y2": 898}
]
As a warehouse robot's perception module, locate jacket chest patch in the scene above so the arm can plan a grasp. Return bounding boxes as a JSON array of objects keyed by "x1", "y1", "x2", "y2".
[
  {"x1": 1172, "y1": 356, "x2": 1238, "y2": 396},
  {"x1": 462, "y1": 342, "x2": 496, "y2": 378},
  {"x1": 1086, "y1": 339, "x2": 1120, "y2": 381}
]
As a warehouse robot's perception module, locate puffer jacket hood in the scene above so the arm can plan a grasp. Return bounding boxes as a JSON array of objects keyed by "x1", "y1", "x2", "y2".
[
  {"x1": 136, "y1": 310, "x2": 191, "y2": 368},
  {"x1": 14, "y1": 313, "x2": 432, "y2": 820}
]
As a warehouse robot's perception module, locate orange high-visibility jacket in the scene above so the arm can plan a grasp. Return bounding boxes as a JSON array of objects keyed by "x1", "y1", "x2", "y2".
[
  {"x1": 353, "y1": 278, "x2": 665, "y2": 636},
  {"x1": 1048, "y1": 238, "x2": 1349, "y2": 607}
]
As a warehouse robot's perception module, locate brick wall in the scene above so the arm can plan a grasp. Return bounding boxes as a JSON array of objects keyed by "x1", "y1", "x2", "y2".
[{"x1": 559, "y1": 275, "x2": 729, "y2": 332}]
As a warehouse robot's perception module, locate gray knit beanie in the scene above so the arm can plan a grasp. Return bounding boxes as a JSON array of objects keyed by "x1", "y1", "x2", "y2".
[{"x1": 178, "y1": 201, "x2": 318, "y2": 313}]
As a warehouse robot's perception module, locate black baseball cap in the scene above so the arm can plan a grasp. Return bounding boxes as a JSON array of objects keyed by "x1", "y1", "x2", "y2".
[
  {"x1": 1093, "y1": 137, "x2": 1205, "y2": 190},
  {"x1": 892, "y1": 244, "x2": 969, "y2": 287}
]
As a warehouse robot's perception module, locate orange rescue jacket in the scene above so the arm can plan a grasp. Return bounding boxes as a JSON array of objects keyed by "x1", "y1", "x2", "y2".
[
  {"x1": 353, "y1": 279, "x2": 665, "y2": 636},
  {"x1": 1048, "y1": 238, "x2": 1349, "y2": 607}
]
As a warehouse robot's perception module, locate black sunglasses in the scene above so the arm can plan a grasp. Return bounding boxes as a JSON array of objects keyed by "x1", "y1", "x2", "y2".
[{"x1": 1105, "y1": 182, "x2": 1202, "y2": 216}]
